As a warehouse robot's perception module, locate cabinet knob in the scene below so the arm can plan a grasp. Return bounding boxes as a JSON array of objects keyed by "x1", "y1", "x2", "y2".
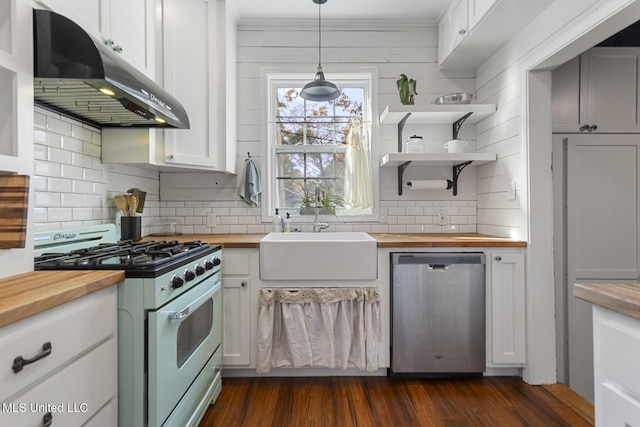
[
  {"x1": 495, "y1": 256, "x2": 502, "y2": 261},
  {"x1": 241, "y1": 281, "x2": 247, "y2": 288},
  {"x1": 589, "y1": 124, "x2": 598, "y2": 132},
  {"x1": 458, "y1": 29, "x2": 466, "y2": 35}
]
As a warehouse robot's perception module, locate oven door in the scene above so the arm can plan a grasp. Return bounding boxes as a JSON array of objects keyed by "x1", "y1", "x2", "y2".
[{"x1": 148, "y1": 272, "x2": 222, "y2": 426}]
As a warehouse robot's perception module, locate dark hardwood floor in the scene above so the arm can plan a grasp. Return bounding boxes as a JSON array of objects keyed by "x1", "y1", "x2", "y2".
[{"x1": 199, "y1": 376, "x2": 594, "y2": 427}]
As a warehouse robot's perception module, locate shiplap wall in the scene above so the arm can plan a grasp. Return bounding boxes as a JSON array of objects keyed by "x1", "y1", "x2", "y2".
[{"x1": 160, "y1": 20, "x2": 480, "y2": 233}]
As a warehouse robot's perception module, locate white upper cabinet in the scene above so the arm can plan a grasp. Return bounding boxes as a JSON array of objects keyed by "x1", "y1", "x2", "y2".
[
  {"x1": 467, "y1": 0, "x2": 496, "y2": 29},
  {"x1": 162, "y1": 0, "x2": 237, "y2": 173},
  {"x1": 438, "y1": 0, "x2": 553, "y2": 70},
  {"x1": 102, "y1": 0, "x2": 238, "y2": 173},
  {"x1": 552, "y1": 48, "x2": 640, "y2": 134},
  {"x1": 36, "y1": 0, "x2": 156, "y2": 78},
  {"x1": 0, "y1": 0, "x2": 32, "y2": 174},
  {"x1": 438, "y1": 0, "x2": 468, "y2": 65}
]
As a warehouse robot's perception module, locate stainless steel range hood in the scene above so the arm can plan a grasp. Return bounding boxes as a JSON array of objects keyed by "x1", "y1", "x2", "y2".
[{"x1": 33, "y1": 9, "x2": 189, "y2": 129}]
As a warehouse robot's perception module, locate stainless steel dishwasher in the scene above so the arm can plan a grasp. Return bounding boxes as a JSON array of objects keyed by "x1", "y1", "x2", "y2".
[{"x1": 390, "y1": 252, "x2": 486, "y2": 376}]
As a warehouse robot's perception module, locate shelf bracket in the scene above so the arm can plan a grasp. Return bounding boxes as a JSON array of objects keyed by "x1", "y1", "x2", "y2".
[
  {"x1": 397, "y1": 113, "x2": 412, "y2": 152},
  {"x1": 397, "y1": 161, "x2": 411, "y2": 195},
  {"x1": 452, "y1": 161, "x2": 473, "y2": 196},
  {"x1": 452, "y1": 112, "x2": 473, "y2": 140}
]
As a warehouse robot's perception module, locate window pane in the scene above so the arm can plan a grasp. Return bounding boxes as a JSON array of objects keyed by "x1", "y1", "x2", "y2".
[
  {"x1": 275, "y1": 178, "x2": 306, "y2": 209},
  {"x1": 277, "y1": 122, "x2": 304, "y2": 145}
]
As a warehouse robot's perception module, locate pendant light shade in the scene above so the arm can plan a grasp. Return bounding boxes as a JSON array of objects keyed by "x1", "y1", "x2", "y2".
[{"x1": 300, "y1": 0, "x2": 340, "y2": 102}]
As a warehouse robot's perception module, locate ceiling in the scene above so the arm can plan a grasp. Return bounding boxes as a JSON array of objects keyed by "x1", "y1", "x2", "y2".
[{"x1": 231, "y1": 0, "x2": 449, "y2": 21}]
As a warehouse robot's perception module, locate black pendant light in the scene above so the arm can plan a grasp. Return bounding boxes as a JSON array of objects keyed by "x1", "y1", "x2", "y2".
[{"x1": 300, "y1": 0, "x2": 340, "y2": 102}]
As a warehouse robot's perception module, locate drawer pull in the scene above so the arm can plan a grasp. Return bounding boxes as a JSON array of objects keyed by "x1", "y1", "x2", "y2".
[
  {"x1": 12, "y1": 342, "x2": 52, "y2": 373},
  {"x1": 43, "y1": 412, "x2": 52, "y2": 426}
]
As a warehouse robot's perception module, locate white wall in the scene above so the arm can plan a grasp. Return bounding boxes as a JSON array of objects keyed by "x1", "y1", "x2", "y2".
[{"x1": 159, "y1": 20, "x2": 481, "y2": 234}]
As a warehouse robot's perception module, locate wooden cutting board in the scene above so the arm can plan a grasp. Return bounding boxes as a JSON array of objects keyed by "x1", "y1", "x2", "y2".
[{"x1": 0, "y1": 175, "x2": 29, "y2": 249}]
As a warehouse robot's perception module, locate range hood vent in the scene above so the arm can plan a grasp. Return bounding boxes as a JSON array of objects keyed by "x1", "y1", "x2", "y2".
[{"x1": 33, "y1": 9, "x2": 189, "y2": 129}]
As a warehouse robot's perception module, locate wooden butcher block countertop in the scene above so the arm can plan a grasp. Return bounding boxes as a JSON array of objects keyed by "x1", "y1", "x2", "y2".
[
  {"x1": 150, "y1": 233, "x2": 526, "y2": 248},
  {"x1": 574, "y1": 283, "x2": 640, "y2": 320},
  {"x1": 0, "y1": 270, "x2": 125, "y2": 328}
]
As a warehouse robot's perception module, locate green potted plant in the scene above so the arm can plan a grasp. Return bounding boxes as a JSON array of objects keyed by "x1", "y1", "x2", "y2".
[
  {"x1": 294, "y1": 182, "x2": 345, "y2": 215},
  {"x1": 397, "y1": 74, "x2": 418, "y2": 105}
]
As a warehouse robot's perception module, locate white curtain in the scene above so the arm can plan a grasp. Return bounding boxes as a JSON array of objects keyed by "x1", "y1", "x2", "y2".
[
  {"x1": 344, "y1": 119, "x2": 373, "y2": 210},
  {"x1": 257, "y1": 287, "x2": 381, "y2": 374}
]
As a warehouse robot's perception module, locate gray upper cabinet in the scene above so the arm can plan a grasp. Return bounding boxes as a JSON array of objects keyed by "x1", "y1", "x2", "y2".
[{"x1": 553, "y1": 48, "x2": 640, "y2": 134}]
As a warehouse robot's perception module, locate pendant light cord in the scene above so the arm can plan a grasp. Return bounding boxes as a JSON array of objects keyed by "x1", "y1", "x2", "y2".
[{"x1": 317, "y1": 2, "x2": 322, "y2": 67}]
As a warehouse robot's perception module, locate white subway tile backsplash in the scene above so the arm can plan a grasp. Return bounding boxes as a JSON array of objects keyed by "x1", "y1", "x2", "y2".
[
  {"x1": 82, "y1": 141, "x2": 100, "y2": 158},
  {"x1": 61, "y1": 164, "x2": 84, "y2": 180},
  {"x1": 47, "y1": 177, "x2": 72, "y2": 193},
  {"x1": 71, "y1": 125, "x2": 94, "y2": 143},
  {"x1": 46, "y1": 116, "x2": 72, "y2": 136},
  {"x1": 47, "y1": 147, "x2": 73, "y2": 165},
  {"x1": 61, "y1": 193, "x2": 84, "y2": 207},
  {"x1": 48, "y1": 207, "x2": 73, "y2": 222},
  {"x1": 60, "y1": 136, "x2": 84, "y2": 153},
  {"x1": 72, "y1": 180, "x2": 94, "y2": 194},
  {"x1": 35, "y1": 192, "x2": 61, "y2": 207}
]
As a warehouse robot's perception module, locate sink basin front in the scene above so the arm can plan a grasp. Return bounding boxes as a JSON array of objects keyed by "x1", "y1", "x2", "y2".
[{"x1": 259, "y1": 232, "x2": 377, "y2": 281}]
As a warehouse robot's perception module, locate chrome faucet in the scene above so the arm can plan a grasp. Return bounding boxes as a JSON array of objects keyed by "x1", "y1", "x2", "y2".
[{"x1": 312, "y1": 180, "x2": 329, "y2": 232}]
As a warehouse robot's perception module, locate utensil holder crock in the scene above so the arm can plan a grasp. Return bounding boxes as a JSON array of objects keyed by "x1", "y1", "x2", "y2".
[{"x1": 121, "y1": 216, "x2": 142, "y2": 241}]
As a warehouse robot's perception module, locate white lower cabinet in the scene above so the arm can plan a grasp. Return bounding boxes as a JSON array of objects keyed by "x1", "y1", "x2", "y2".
[
  {"x1": 594, "y1": 306, "x2": 640, "y2": 426},
  {"x1": 0, "y1": 287, "x2": 117, "y2": 426},
  {"x1": 487, "y1": 252, "x2": 526, "y2": 365},
  {"x1": 222, "y1": 249, "x2": 257, "y2": 367}
]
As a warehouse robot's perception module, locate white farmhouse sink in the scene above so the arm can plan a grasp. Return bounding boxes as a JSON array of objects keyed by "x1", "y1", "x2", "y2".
[{"x1": 259, "y1": 232, "x2": 377, "y2": 281}]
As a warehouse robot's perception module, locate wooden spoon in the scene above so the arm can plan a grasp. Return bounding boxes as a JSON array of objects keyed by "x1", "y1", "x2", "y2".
[
  {"x1": 127, "y1": 194, "x2": 139, "y2": 216},
  {"x1": 114, "y1": 195, "x2": 128, "y2": 216}
]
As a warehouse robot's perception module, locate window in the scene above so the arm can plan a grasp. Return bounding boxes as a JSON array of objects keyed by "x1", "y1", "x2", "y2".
[{"x1": 262, "y1": 71, "x2": 377, "y2": 222}]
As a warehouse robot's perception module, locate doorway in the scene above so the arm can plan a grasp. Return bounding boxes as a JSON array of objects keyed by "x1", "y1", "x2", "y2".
[{"x1": 527, "y1": 5, "x2": 640, "y2": 403}]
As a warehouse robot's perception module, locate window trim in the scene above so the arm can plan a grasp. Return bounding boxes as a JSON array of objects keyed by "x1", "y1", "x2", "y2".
[{"x1": 260, "y1": 66, "x2": 379, "y2": 224}]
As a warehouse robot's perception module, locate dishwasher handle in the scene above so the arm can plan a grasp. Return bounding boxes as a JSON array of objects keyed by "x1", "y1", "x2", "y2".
[{"x1": 428, "y1": 263, "x2": 450, "y2": 270}]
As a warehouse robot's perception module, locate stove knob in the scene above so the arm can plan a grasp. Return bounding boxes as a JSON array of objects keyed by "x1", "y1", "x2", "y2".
[
  {"x1": 184, "y1": 269, "x2": 196, "y2": 282},
  {"x1": 195, "y1": 264, "x2": 205, "y2": 276},
  {"x1": 204, "y1": 260, "x2": 214, "y2": 270},
  {"x1": 170, "y1": 275, "x2": 184, "y2": 289},
  {"x1": 212, "y1": 256, "x2": 221, "y2": 267}
]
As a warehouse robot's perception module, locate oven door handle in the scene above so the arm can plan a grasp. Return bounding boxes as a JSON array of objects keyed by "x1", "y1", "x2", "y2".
[{"x1": 167, "y1": 279, "x2": 221, "y2": 322}]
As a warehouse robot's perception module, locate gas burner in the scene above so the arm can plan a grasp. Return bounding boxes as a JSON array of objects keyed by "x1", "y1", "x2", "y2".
[{"x1": 34, "y1": 239, "x2": 213, "y2": 275}]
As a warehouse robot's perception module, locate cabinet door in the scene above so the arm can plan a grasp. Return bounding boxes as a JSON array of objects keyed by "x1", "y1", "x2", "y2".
[
  {"x1": 222, "y1": 277, "x2": 251, "y2": 365},
  {"x1": 439, "y1": 0, "x2": 468, "y2": 64},
  {"x1": 104, "y1": 0, "x2": 156, "y2": 78},
  {"x1": 490, "y1": 252, "x2": 525, "y2": 364},
  {"x1": 162, "y1": 0, "x2": 219, "y2": 168},
  {"x1": 36, "y1": 0, "x2": 155, "y2": 78},
  {"x1": 585, "y1": 48, "x2": 640, "y2": 133},
  {"x1": 0, "y1": 1, "x2": 34, "y2": 175},
  {"x1": 221, "y1": 249, "x2": 254, "y2": 366},
  {"x1": 552, "y1": 55, "x2": 582, "y2": 133},
  {"x1": 468, "y1": 0, "x2": 497, "y2": 29}
]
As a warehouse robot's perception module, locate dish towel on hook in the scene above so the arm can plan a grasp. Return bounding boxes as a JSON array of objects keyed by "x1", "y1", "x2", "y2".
[{"x1": 238, "y1": 157, "x2": 261, "y2": 206}]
